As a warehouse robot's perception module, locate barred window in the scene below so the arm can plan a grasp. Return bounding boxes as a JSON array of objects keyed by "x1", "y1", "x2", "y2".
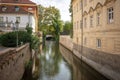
[
  {"x1": 108, "y1": 7, "x2": 114, "y2": 23},
  {"x1": 97, "y1": 39, "x2": 101, "y2": 48}
]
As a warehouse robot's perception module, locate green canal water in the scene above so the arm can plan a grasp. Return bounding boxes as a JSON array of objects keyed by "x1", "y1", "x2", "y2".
[{"x1": 23, "y1": 41, "x2": 109, "y2": 80}]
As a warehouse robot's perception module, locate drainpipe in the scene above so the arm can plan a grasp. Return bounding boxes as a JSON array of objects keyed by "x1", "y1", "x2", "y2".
[{"x1": 81, "y1": 0, "x2": 84, "y2": 61}]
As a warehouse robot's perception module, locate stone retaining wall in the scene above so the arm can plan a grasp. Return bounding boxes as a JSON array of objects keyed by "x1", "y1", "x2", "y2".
[
  {"x1": 60, "y1": 36, "x2": 73, "y2": 51},
  {"x1": 0, "y1": 44, "x2": 31, "y2": 80},
  {"x1": 60, "y1": 36, "x2": 120, "y2": 80}
]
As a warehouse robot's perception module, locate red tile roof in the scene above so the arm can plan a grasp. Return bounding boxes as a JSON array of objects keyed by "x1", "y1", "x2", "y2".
[
  {"x1": 0, "y1": 6, "x2": 32, "y2": 14},
  {"x1": 0, "y1": 0, "x2": 36, "y2": 4}
]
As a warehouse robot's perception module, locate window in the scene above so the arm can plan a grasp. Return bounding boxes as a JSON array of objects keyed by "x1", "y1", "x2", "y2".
[
  {"x1": 28, "y1": 8, "x2": 33, "y2": 11},
  {"x1": 90, "y1": 15, "x2": 93, "y2": 27},
  {"x1": 84, "y1": 37, "x2": 87, "y2": 45},
  {"x1": 97, "y1": 13, "x2": 100, "y2": 25},
  {"x1": 15, "y1": 6, "x2": 20, "y2": 11},
  {"x1": 108, "y1": 7, "x2": 114, "y2": 23},
  {"x1": 84, "y1": 18, "x2": 87, "y2": 28},
  {"x1": 6, "y1": 17, "x2": 8, "y2": 22},
  {"x1": 16, "y1": 17, "x2": 20, "y2": 22},
  {"x1": 2, "y1": 6, "x2": 7, "y2": 11},
  {"x1": 97, "y1": 39, "x2": 101, "y2": 48},
  {"x1": 0, "y1": 17, "x2": 3, "y2": 22}
]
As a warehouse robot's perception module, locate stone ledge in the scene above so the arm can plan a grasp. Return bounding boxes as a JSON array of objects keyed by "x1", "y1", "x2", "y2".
[
  {"x1": 73, "y1": 50, "x2": 120, "y2": 80},
  {"x1": 0, "y1": 43, "x2": 31, "y2": 80}
]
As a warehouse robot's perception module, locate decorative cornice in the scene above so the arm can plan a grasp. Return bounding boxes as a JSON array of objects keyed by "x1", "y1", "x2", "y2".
[
  {"x1": 94, "y1": 2, "x2": 103, "y2": 10},
  {"x1": 104, "y1": 0, "x2": 116, "y2": 5},
  {"x1": 88, "y1": 7, "x2": 94, "y2": 13},
  {"x1": 80, "y1": 0, "x2": 116, "y2": 15},
  {"x1": 83, "y1": 11, "x2": 88, "y2": 16}
]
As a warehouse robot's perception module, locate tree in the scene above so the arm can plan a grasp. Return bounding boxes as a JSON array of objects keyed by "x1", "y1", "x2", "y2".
[
  {"x1": 38, "y1": 5, "x2": 63, "y2": 41},
  {"x1": 69, "y1": 1, "x2": 73, "y2": 38},
  {"x1": 62, "y1": 21, "x2": 72, "y2": 35}
]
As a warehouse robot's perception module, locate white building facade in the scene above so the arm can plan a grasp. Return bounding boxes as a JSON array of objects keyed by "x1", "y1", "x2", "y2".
[{"x1": 0, "y1": 0, "x2": 38, "y2": 32}]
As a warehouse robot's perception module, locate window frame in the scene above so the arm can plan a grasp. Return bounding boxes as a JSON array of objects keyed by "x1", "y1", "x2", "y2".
[
  {"x1": 107, "y1": 7, "x2": 114, "y2": 23},
  {"x1": 0, "y1": 17, "x2": 4, "y2": 22},
  {"x1": 16, "y1": 17, "x2": 20, "y2": 23},
  {"x1": 2, "y1": 6, "x2": 7, "y2": 12},
  {"x1": 96, "y1": 39, "x2": 101, "y2": 48},
  {"x1": 97, "y1": 13, "x2": 101, "y2": 25},
  {"x1": 15, "y1": 6, "x2": 20, "y2": 12},
  {"x1": 90, "y1": 15, "x2": 93, "y2": 27}
]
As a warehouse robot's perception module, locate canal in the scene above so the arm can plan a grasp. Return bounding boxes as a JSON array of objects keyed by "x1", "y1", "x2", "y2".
[{"x1": 27, "y1": 41, "x2": 109, "y2": 80}]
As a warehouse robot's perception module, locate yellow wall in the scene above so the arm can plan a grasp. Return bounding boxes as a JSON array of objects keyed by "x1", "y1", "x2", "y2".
[{"x1": 72, "y1": 0, "x2": 120, "y2": 54}]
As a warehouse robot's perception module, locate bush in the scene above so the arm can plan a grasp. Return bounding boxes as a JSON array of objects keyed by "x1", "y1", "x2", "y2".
[
  {"x1": 31, "y1": 35, "x2": 40, "y2": 51},
  {"x1": 0, "y1": 31, "x2": 31, "y2": 47},
  {"x1": 0, "y1": 34, "x2": 2, "y2": 44},
  {"x1": 26, "y1": 24, "x2": 33, "y2": 35}
]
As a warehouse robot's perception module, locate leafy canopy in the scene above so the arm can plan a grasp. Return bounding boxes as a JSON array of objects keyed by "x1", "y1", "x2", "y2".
[{"x1": 38, "y1": 5, "x2": 63, "y2": 35}]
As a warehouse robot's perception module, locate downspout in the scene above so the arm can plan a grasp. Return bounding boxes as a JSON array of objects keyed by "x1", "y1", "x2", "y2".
[{"x1": 81, "y1": 0, "x2": 83, "y2": 61}]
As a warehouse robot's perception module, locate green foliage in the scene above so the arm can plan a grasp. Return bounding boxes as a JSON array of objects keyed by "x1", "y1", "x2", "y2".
[
  {"x1": 52, "y1": 18, "x2": 61, "y2": 41},
  {"x1": 0, "y1": 31, "x2": 31, "y2": 47},
  {"x1": 31, "y1": 35, "x2": 40, "y2": 51},
  {"x1": 26, "y1": 24, "x2": 33, "y2": 35},
  {"x1": 69, "y1": 0, "x2": 73, "y2": 38},
  {"x1": 62, "y1": 21, "x2": 72, "y2": 35},
  {"x1": 38, "y1": 5, "x2": 63, "y2": 38},
  {"x1": 0, "y1": 34, "x2": 2, "y2": 44}
]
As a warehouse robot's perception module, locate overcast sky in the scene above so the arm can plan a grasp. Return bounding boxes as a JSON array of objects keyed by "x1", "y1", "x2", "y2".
[{"x1": 31, "y1": 0, "x2": 71, "y2": 21}]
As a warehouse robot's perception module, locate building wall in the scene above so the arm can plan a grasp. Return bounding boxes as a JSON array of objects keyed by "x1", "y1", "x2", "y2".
[
  {"x1": 72, "y1": 0, "x2": 120, "y2": 79},
  {"x1": 72, "y1": 0, "x2": 120, "y2": 54},
  {"x1": 0, "y1": 2, "x2": 38, "y2": 32},
  {"x1": 0, "y1": 14, "x2": 36, "y2": 32},
  {"x1": 0, "y1": 44, "x2": 31, "y2": 80}
]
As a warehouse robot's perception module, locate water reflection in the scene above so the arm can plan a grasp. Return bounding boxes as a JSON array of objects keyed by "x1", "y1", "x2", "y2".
[
  {"x1": 38, "y1": 41, "x2": 72, "y2": 80},
  {"x1": 31, "y1": 41, "x2": 109, "y2": 80},
  {"x1": 60, "y1": 44, "x2": 109, "y2": 80}
]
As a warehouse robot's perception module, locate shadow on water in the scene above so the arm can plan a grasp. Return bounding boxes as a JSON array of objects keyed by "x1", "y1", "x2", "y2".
[
  {"x1": 22, "y1": 41, "x2": 109, "y2": 80},
  {"x1": 60, "y1": 44, "x2": 110, "y2": 80}
]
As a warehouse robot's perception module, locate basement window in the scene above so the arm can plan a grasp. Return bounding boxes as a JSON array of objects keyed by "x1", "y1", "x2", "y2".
[{"x1": 97, "y1": 39, "x2": 101, "y2": 48}]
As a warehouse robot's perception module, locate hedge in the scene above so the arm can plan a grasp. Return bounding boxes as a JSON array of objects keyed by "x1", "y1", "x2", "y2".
[{"x1": 0, "y1": 31, "x2": 31, "y2": 47}]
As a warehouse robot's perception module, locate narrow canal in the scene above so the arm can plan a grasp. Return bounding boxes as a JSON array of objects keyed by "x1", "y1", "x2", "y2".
[{"x1": 31, "y1": 41, "x2": 109, "y2": 80}]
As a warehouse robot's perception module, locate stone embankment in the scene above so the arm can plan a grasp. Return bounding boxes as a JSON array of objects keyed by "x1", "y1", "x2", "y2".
[
  {"x1": 60, "y1": 36, "x2": 120, "y2": 80},
  {"x1": 60, "y1": 36, "x2": 73, "y2": 51},
  {"x1": 0, "y1": 43, "x2": 31, "y2": 80}
]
